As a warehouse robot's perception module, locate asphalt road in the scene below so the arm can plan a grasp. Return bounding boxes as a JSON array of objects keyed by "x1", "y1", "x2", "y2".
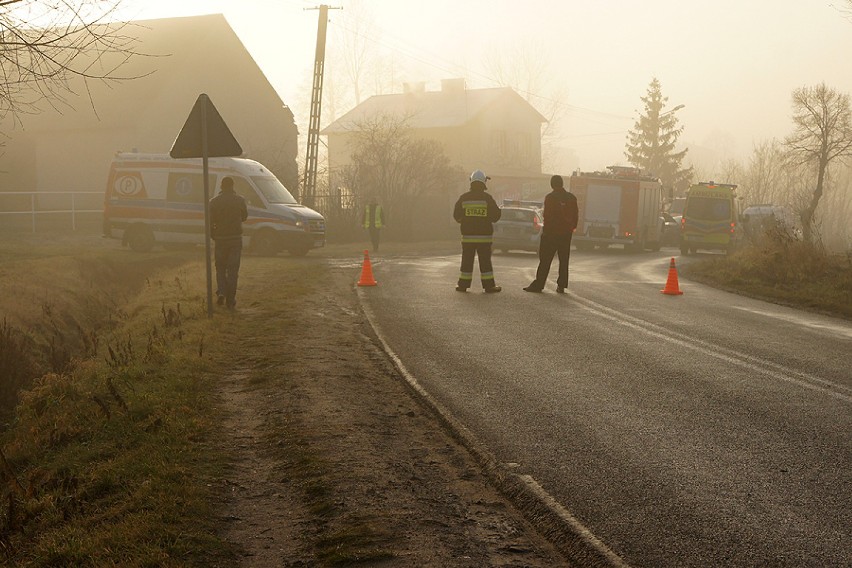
[{"x1": 357, "y1": 248, "x2": 852, "y2": 568}]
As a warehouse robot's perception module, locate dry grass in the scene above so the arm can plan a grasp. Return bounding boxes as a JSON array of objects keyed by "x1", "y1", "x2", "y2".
[
  {"x1": 682, "y1": 233, "x2": 852, "y2": 319},
  {"x1": 0, "y1": 235, "x2": 403, "y2": 566},
  {"x1": 0, "y1": 238, "x2": 235, "y2": 566}
]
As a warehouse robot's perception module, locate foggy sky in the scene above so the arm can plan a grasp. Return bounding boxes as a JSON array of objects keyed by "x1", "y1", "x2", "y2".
[{"x1": 122, "y1": 0, "x2": 852, "y2": 174}]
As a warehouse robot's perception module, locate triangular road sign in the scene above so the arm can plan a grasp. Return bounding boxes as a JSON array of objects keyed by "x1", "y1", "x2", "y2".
[{"x1": 170, "y1": 94, "x2": 243, "y2": 159}]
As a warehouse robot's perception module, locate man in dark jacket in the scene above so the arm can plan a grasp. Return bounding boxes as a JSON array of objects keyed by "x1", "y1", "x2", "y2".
[
  {"x1": 210, "y1": 176, "x2": 248, "y2": 308},
  {"x1": 524, "y1": 174, "x2": 578, "y2": 293},
  {"x1": 453, "y1": 170, "x2": 502, "y2": 293}
]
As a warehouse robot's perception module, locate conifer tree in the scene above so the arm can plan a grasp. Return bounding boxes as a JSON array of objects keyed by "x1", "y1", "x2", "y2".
[{"x1": 625, "y1": 78, "x2": 693, "y2": 195}]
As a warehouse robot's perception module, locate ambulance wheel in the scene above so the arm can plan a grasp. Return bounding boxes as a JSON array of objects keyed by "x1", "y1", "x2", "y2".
[
  {"x1": 251, "y1": 230, "x2": 279, "y2": 256},
  {"x1": 126, "y1": 224, "x2": 154, "y2": 252}
]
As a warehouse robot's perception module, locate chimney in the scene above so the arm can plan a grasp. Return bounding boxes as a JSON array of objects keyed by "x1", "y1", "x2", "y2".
[{"x1": 441, "y1": 78, "x2": 466, "y2": 94}]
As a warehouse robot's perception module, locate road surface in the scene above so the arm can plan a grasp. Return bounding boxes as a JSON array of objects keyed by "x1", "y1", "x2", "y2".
[{"x1": 357, "y1": 248, "x2": 852, "y2": 568}]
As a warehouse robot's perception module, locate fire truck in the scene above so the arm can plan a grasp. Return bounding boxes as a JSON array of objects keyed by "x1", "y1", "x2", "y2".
[{"x1": 569, "y1": 165, "x2": 664, "y2": 252}]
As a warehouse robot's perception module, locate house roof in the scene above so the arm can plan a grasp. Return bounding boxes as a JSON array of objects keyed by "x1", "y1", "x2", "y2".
[
  {"x1": 321, "y1": 86, "x2": 547, "y2": 134},
  {"x1": 12, "y1": 13, "x2": 290, "y2": 132}
]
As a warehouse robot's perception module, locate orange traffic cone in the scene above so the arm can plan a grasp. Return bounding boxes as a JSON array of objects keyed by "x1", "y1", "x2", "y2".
[
  {"x1": 661, "y1": 257, "x2": 683, "y2": 295},
  {"x1": 357, "y1": 249, "x2": 377, "y2": 287}
]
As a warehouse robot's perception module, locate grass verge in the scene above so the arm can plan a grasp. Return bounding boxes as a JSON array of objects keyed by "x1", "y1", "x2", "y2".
[
  {"x1": 0, "y1": 240, "x2": 402, "y2": 566},
  {"x1": 682, "y1": 237, "x2": 852, "y2": 319},
  {"x1": 0, "y1": 250, "x2": 235, "y2": 566}
]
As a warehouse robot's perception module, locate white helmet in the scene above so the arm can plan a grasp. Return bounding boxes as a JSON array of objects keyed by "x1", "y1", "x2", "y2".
[{"x1": 470, "y1": 169, "x2": 489, "y2": 183}]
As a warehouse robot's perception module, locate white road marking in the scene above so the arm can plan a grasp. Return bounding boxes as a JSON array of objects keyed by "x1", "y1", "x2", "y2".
[
  {"x1": 569, "y1": 293, "x2": 852, "y2": 403},
  {"x1": 733, "y1": 306, "x2": 852, "y2": 340}
]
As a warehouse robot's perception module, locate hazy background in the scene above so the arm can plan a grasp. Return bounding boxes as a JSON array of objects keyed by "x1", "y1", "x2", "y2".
[{"x1": 119, "y1": 0, "x2": 852, "y2": 174}]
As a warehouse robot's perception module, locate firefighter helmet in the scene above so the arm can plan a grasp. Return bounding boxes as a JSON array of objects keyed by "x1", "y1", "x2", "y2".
[{"x1": 470, "y1": 170, "x2": 489, "y2": 183}]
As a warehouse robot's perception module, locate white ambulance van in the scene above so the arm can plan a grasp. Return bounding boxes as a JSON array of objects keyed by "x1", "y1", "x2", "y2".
[{"x1": 103, "y1": 153, "x2": 325, "y2": 255}]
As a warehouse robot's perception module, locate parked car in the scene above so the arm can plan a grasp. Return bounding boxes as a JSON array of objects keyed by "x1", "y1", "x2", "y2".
[
  {"x1": 660, "y1": 212, "x2": 680, "y2": 247},
  {"x1": 493, "y1": 201, "x2": 543, "y2": 253},
  {"x1": 741, "y1": 204, "x2": 801, "y2": 241}
]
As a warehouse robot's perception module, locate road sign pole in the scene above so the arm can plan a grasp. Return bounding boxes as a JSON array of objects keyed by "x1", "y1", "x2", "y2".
[
  {"x1": 169, "y1": 92, "x2": 243, "y2": 319},
  {"x1": 201, "y1": 96, "x2": 213, "y2": 318}
]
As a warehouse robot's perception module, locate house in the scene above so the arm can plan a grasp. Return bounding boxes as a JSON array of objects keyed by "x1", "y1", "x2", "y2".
[
  {"x1": 0, "y1": 14, "x2": 298, "y2": 198},
  {"x1": 321, "y1": 79, "x2": 550, "y2": 202}
]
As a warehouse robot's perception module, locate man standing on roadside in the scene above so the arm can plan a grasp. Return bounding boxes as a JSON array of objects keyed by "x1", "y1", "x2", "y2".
[
  {"x1": 363, "y1": 196, "x2": 385, "y2": 252},
  {"x1": 453, "y1": 169, "x2": 502, "y2": 293},
  {"x1": 210, "y1": 176, "x2": 248, "y2": 308},
  {"x1": 524, "y1": 174, "x2": 578, "y2": 294}
]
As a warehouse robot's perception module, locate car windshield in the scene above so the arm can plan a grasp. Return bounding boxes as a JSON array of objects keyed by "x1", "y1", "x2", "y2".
[
  {"x1": 251, "y1": 176, "x2": 297, "y2": 204},
  {"x1": 501, "y1": 209, "x2": 536, "y2": 222},
  {"x1": 686, "y1": 197, "x2": 730, "y2": 221}
]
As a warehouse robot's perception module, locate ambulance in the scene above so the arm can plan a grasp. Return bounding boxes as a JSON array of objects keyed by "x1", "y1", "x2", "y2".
[
  {"x1": 680, "y1": 181, "x2": 743, "y2": 255},
  {"x1": 103, "y1": 153, "x2": 325, "y2": 255}
]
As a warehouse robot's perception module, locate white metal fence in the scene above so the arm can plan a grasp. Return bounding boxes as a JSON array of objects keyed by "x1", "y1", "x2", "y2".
[{"x1": 0, "y1": 191, "x2": 103, "y2": 232}]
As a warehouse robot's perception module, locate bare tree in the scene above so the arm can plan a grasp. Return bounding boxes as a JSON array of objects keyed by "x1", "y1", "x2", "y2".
[
  {"x1": 323, "y1": 0, "x2": 397, "y2": 122},
  {"x1": 740, "y1": 139, "x2": 786, "y2": 206},
  {"x1": 340, "y1": 113, "x2": 463, "y2": 239},
  {"x1": 834, "y1": 1, "x2": 852, "y2": 20},
  {"x1": 0, "y1": 0, "x2": 138, "y2": 122},
  {"x1": 784, "y1": 83, "x2": 852, "y2": 243},
  {"x1": 332, "y1": 0, "x2": 377, "y2": 108},
  {"x1": 483, "y1": 40, "x2": 567, "y2": 172}
]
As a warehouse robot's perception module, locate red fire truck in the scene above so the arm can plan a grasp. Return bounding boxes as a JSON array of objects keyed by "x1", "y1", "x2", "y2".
[{"x1": 569, "y1": 166, "x2": 664, "y2": 252}]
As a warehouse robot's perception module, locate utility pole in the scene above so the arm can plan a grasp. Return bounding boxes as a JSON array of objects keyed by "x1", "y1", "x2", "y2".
[{"x1": 303, "y1": 4, "x2": 341, "y2": 208}]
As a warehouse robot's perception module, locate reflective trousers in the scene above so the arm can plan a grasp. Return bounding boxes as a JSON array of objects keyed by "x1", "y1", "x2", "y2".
[{"x1": 458, "y1": 241, "x2": 497, "y2": 289}]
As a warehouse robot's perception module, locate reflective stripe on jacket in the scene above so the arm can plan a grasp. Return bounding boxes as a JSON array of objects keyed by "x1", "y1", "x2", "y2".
[
  {"x1": 363, "y1": 204, "x2": 384, "y2": 229},
  {"x1": 453, "y1": 186, "x2": 501, "y2": 238}
]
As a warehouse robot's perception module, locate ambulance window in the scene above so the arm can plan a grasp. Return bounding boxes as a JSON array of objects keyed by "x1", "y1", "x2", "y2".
[
  {"x1": 686, "y1": 197, "x2": 730, "y2": 221},
  {"x1": 167, "y1": 173, "x2": 213, "y2": 203},
  {"x1": 252, "y1": 176, "x2": 298, "y2": 204},
  {"x1": 231, "y1": 177, "x2": 265, "y2": 208}
]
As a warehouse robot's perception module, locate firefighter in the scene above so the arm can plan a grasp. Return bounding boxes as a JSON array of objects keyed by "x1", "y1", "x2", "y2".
[
  {"x1": 362, "y1": 197, "x2": 384, "y2": 252},
  {"x1": 453, "y1": 170, "x2": 502, "y2": 293}
]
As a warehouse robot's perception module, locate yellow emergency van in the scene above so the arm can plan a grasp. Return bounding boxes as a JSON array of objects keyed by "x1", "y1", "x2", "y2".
[
  {"x1": 103, "y1": 153, "x2": 325, "y2": 256},
  {"x1": 680, "y1": 182, "x2": 743, "y2": 256}
]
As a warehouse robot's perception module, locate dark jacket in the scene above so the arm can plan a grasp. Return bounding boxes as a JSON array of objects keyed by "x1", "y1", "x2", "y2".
[
  {"x1": 542, "y1": 188, "x2": 578, "y2": 237},
  {"x1": 210, "y1": 190, "x2": 248, "y2": 239},
  {"x1": 453, "y1": 182, "x2": 501, "y2": 237}
]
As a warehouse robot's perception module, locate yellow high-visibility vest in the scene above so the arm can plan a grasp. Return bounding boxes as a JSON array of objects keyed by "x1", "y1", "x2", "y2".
[{"x1": 363, "y1": 204, "x2": 383, "y2": 229}]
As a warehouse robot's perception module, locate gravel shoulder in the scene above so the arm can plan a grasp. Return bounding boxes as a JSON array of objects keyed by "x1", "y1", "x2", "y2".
[{"x1": 211, "y1": 254, "x2": 571, "y2": 566}]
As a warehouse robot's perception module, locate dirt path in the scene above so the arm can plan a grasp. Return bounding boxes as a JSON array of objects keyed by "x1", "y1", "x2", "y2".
[{"x1": 212, "y1": 260, "x2": 570, "y2": 567}]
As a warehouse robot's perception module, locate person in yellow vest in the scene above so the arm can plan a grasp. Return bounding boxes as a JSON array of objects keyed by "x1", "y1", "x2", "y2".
[{"x1": 363, "y1": 197, "x2": 385, "y2": 252}]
